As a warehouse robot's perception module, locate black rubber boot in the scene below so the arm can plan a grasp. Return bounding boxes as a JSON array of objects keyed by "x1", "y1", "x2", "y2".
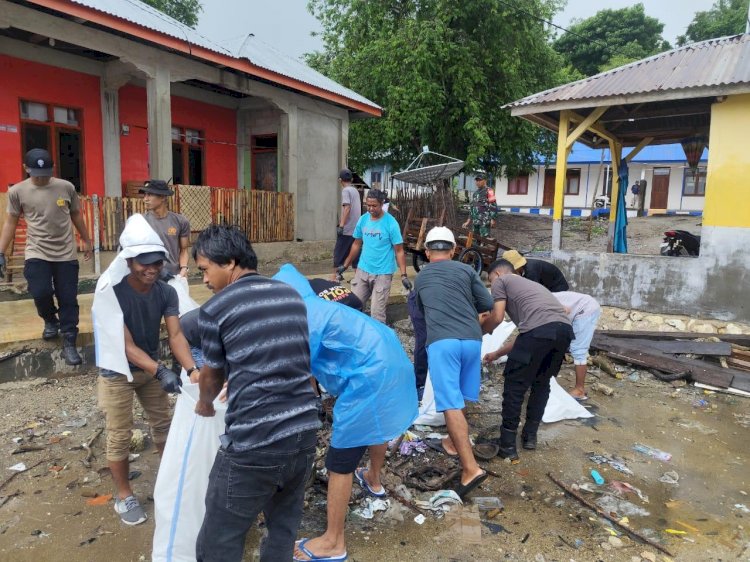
[
  {"x1": 61, "y1": 333, "x2": 82, "y2": 366},
  {"x1": 497, "y1": 428, "x2": 519, "y2": 461},
  {"x1": 42, "y1": 319, "x2": 60, "y2": 340},
  {"x1": 522, "y1": 420, "x2": 540, "y2": 450}
]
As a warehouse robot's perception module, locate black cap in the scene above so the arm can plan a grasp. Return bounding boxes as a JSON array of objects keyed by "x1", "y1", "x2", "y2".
[
  {"x1": 24, "y1": 148, "x2": 54, "y2": 177},
  {"x1": 133, "y1": 251, "x2": 167, "y2": 265},
  {"x1": 339, "y1": 168, "x2": 353, "y2": 182},
  {"x1": 474, "y1": 171, "x2": 487, "y2": 181},
  {"x1": 139, "y1": 179, "x2": 174, "y2": 196}
]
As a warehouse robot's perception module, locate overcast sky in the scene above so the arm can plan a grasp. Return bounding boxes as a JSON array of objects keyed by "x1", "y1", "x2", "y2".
[{"x1": 195, "y1": 0, "x2": 719, "y2": 61}]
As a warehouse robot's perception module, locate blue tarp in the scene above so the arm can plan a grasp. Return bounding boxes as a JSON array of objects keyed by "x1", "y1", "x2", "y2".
[
  {"x1": 273, "y1": 265, "x2": 418, "y2": 448},
  {"x1": 613, "y1": 163, "x2": 629, "y2": 253}
]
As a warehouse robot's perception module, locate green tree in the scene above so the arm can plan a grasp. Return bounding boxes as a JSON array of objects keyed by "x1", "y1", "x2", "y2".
[
  {"x1": 553, "y1": 3, "x2": 670, "y2": 76},
  {"x1": 143, "y1": 0, "x2": 202, "y2": 28},
  {"x1": 677, "y1": 0, "x2": 749, "y2": 46},
  {"x1": 306, "y1": 0, "x2": 565, "y2": 177}
]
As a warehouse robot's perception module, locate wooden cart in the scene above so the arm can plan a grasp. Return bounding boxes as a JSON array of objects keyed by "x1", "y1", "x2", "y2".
[{"x1": 402, "y1": 209, "x2": 509, "y2": 274}]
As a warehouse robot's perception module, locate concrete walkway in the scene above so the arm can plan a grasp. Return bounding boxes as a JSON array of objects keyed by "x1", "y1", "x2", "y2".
[{"x1": 0, "y1": 268, "x2": 416, "y2": 346}]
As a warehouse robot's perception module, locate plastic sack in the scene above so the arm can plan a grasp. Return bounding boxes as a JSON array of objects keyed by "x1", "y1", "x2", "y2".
[
  {"x1": 152, "y1": 375, "x2": 227, "y2": 562},
  {"x1": 92, "y1": 214, "x2": 198, "y2": 380},
  {"x1": 414, "y1": 373, "x2": 444, "y2": 426},
  {"x1": 273, "y1": 264, "x2": 418, "y2": 448},
  {"x1": 542, "y1": 377, "x2": 594, "y2": 423}
]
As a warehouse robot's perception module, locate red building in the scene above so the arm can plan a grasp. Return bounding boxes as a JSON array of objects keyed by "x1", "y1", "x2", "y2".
[{"x1": 0, "y1": 0, "x2": 380, "y2": 240}]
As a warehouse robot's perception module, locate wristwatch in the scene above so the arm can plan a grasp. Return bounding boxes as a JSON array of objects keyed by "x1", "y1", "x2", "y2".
[
  {"x1": 186, "y1": 365, "x2": 199, "y2": 377},
  {"x1": 180, "y1": 265, "x2": 189, "y2": 272}
]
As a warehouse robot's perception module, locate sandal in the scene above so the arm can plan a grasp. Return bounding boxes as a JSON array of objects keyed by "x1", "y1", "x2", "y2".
[
  {"x1": 354, "y1": 467, "x2": 386, "y2": 497},
  {"x1": 425, "y1": 438, "x2": 459, "y2": 458},
  {"x1": 454, "y1": 471, "x2": 488, "y2": 501},
  {"x1": 294, "y1": 539, "x2": 348, "y2": 561}
]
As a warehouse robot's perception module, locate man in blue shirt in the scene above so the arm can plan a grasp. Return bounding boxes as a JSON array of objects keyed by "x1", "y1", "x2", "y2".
[{"x1": 338, "y1": 189, "x2": 410, "y2": 323}]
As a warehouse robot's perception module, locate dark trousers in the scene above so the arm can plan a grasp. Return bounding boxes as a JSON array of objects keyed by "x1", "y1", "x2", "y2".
[
  {"x1": 196, "y1": 430, "x2": 317, "y2": 562},
  {"x1": 407, "y1": 291, "x2": 428, "y2": 389},
  {"x1": 501, "y1": 322, "x2": 574, "y2": 432},
  {"x1": 24, "y1": 259, "x2": 80, "y2": 336},
  {"x1": 333, "y1": 234, "x2": 359, "y2": 269}
]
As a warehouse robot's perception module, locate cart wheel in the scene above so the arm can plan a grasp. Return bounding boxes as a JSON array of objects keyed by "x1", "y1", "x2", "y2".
[
  {"x1": 412, "y1": 252, "x2": 428, "y2": 272},
  {"x1": 458, "y1": 248, "x2": 483, "y2": 273}
]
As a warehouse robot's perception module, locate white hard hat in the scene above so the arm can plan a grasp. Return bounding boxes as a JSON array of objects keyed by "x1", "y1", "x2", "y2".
[{"x1": 425, "y1": 226, "x2": 456, "y2": 249}]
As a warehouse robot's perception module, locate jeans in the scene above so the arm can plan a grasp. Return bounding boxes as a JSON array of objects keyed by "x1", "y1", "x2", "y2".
[
  {"x1": 196, "y1": 430, "x2": 317, "y2": 562},
  {"x1": 407, "y1": 291, "x2": 428, "y2": 389},
  {"x1": 501, "y1": 322, "x2": 574, "y2": 432},
  {"x1": 24, "y1": 259, "x2": 80, "y2": 336},
  {"x1": 569, "y1": 310, "x2": 601, "y2": 365}
]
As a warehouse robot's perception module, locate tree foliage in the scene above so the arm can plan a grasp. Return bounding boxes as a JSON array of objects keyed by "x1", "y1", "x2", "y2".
[
  {"x1": 677, "y1": 0, "x2": 749, "y2": 46},
  {"x1": 142, "y1": 0, "x2": 202, "y2": 28},
  {"x1": 553, "y1": 3, "x2": 670, "y2": 76},
  {"x1": 306, "y1": 0, "x2": 566, "y2": 177}
]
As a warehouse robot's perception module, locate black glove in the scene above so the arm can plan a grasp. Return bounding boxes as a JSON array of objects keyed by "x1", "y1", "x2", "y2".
[
  {"x1": 401, "y1": 276, "x2": 413, "y2": 291},
  {"x1": 0, "y1": 253, "x2": 5, "y2": 279},
  {"x1": 336, "y1": 265, "x2": 347, "y2": 281},
  {"x1": 336, "y1": 225, "x2": 344, "y2": 236},
  {"x1": 155, "y1": 363, "x2": 182, "y2": 394}
]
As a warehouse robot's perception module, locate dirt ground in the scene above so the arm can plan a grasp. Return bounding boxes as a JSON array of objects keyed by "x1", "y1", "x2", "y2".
[
  {"x1": 0, "y1": 307, "x2": 748, "y2": 562},
  {"x1": 489, "y1": 213, "x2": 703, "y2": 256}
]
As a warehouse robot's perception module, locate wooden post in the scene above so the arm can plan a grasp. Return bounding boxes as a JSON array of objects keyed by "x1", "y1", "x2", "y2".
[{"x1": 552, "y1": 110, "x2": 571, "y2": 250}]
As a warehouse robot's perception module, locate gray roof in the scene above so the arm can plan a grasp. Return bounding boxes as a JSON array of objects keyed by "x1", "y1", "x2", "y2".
[
  {"x1": 506, "y1": 34, "x2": 750, "y2": 115},
  {"x1": 68, "y1": 0, "x2": 379, "y2": 112}
]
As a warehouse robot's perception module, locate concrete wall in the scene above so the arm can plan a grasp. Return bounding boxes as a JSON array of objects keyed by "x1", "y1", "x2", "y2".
[
  {"x1": 552, "y1": 94, "x2": 750, "y2": 322},
  {"x1": 295, "y1": 107, "x2": 346, "y2": 241}
]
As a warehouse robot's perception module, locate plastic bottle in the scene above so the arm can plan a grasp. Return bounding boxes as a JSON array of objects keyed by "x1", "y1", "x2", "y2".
[
  {"x1": 632, "y1": 443, "x2": 672, "y2": 462},
  {"x1": 590, "y1": 469, "x2": 605, "y2": 485}
]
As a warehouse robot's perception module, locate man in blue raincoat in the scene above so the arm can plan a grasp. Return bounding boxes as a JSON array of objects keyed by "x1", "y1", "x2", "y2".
[{"x1": 274, "y1": 265, "x2": 418, "y2": 562}]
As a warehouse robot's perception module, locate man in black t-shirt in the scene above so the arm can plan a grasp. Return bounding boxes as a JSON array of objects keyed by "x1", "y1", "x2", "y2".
[
  {"x1": 309, "y1": 277, "x2": 363, "y2": 310},
  {"x1": 193, "y1": 225, "x2": 320, "y2": 562},
  {"x1": 98, "y1": 249, "x2": 195, "y2": 527},
  {"x1": 502, "y1": 249, "x2": 569, "y2": 292}
]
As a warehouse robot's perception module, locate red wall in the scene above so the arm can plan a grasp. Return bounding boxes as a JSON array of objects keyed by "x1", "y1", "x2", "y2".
[
  {"x1": 119, "y1": 85, "x2": 238, "y2": 189},
  {"x1": 0, "y1": 54, "x2": 104, "y2": 194}
]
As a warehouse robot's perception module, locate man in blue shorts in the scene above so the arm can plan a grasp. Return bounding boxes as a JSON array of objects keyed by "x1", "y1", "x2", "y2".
[
  {"x1": 338, "y1": 189, "x2": 410, "y2": 323},
  {"x1": 414, "y1": 227, "x2": 494, "y2": 499}
]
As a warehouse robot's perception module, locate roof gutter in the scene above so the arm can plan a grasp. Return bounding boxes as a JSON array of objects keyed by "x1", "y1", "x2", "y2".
[{"x1": 25, "y1": 0, "x2": 382, "y2": 117}]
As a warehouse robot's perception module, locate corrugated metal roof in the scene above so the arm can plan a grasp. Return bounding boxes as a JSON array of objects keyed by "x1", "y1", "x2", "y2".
[
  {"x1": 538, "y1": 143, "x2": 708, "y2": 165},
  {"x1": 506, "y1": 34, "x2": 750, "y2": 112},
  {"x1": 66, "y1": 0, "x2": 379, "y2": 111}
]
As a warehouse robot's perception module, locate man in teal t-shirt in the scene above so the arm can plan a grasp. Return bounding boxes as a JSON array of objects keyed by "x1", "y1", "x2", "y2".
[{"x1": 338, "y1": 189, "x2": 410, "y2": 323}]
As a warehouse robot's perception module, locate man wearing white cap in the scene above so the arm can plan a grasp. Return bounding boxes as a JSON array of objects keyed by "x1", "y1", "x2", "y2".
[{"x1": 413, "y1": 227, "x2": 494, "y2": 500}]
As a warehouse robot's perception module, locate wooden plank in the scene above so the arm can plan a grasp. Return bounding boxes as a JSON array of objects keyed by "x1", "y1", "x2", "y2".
[
  {"x1": 727, "y1": 357, "x2": 750, "y2": 371},
  {"x1": 597, "y1": 329, "x2": 750, "y2": 347},
  {"x1": 732, "y1": 376, "x2": 750, "y2": 393},
  {"x1": 624, "y1": 338, "x2": 732, "y2": 356}
]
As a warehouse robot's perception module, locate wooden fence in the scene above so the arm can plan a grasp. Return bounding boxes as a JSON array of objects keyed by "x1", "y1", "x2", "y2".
[{"x1": 74, "y1": 185, "x2": 294, "y2": 251}]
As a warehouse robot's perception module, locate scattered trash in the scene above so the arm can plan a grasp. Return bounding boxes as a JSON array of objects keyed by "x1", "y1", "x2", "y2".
[
  {"x1": 640, "y1": 551, "x2": 657, "y2": 562},
  {"x1": 734, "y1": 504, "x2": 750, "y2": 514},
  {"x1": 589, "y1": 454, "x2": 634, "y2": 475},
  {"x1": 592, "y1": 355, "x2": 618, "y2": 376},
  {"x1": 63, "y1": 417, "x2": 88, "y2": 428},
  {"x1": 627, "y1": 372, "x2": 640, "y2": 382},
  {"x1": 8, "y1": 463, "x2": 27, "y2": 472},
  {"x1": 85, "y1": 494, "x2": 113, "y2": 506},
  {"x1": 610, "y1": 481, "x2": 649, "y2": 503},
  {"x1": 633, "y1": 443, "x2": 672, "y2": 462},
  {"x1": 399, "y1": 439, "x2": 427, "y2": 456},
  {"x1": 608, "y1": 536, "x2": 624, "y2": 548},
  {"x1": 592, "y1": 382, "x2": 615, "y2": 396},
  {"x1": 128, "y1": 470, "x2": 141, "y2": 481},
  {"x1": 414, "y1": 513, "x2": 426, "y2": 525},
  {"x1": 129, "y1": 429, "x2": 146, "y2": 452},
  {"x1": 61, "y1": 431, "x2": 72, "y2": 437},
  {"x1": 692, "y1": 399, "x2": 709, "y2": 409},
  {"x1": 353, "y1": 497, "x2": 390, "y2": 519},
  {"x1": 11, "y1": 437, "x2": 22, "y2": 444},
  {"x1": 596, "y1": 495, "x2": 650, "y2": 517},
  {"x1": 472, "y1": 496, "x2": 504, "y2": 511},
  {"x1": 658, "y1": 471, "x2": 680, "y2": 485},
  {"x1": 664, "y1": 528, "x2": 687, "y2": 535},
  {"x1": 591, "y1": 470, "x2": 605, "y2": 485},
  {"x1": 128, "y1": 453, "x2": 140, "y2": 462}
]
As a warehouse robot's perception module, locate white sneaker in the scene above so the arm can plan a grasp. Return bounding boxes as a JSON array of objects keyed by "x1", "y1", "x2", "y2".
[{"x1": 114, "y1": 495, "x2": 147, "y2": 526}]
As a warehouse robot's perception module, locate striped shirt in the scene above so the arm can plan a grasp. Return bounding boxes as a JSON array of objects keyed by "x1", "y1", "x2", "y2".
[{"x1": 199, "y1": 273, "x2": 320, "y2": 451}]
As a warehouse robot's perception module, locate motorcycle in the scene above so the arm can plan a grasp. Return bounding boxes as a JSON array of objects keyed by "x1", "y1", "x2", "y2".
[{"x1": 660, "y1": 229, "x2": 700, "y2": 256}]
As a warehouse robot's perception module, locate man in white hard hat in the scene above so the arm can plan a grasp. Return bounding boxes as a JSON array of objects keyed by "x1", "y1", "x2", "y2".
[{"x1": 413, "y1": 226, "x2": 494, "y2": 500}]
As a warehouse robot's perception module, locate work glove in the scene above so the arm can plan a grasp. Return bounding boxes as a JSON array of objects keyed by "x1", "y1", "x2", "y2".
[
  {"x1": 336, "y1": 265, "x2": 347, "y2": 282},
  {"x1": 155, "y1": 364, "x2": 182, "y2": 394},
  {"x1": 401, "y1": 276, "x2": 413, "y2": 291},
  {"x1": 336, "y1": 225, "x2": 344, "y2": 236},
  {"x1": 0, "y1": 253, "x2": 5, "y2": 279}
]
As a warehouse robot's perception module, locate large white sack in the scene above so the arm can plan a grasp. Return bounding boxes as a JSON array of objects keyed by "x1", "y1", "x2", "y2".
[
  {"x1": 152, "y1": 377, "x2": 226, "y2": 562},
  {"x1": 414, "y1": 373, "x2": 444, "y2": 426},
  {"x1": 543, "y1": 377, "x2": 594, "y2": 423},
  {"x1": 92, "y1": 214, "x2": 197, "y2": 380}
]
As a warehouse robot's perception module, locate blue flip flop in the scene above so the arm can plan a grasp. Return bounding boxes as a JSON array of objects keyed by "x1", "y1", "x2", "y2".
[
  {"x1": 293, "y1": 538, "x2": 348, "y2": 562},
  {"x1": 354, "y1": 467, "x2": 386, "y2": 497}
]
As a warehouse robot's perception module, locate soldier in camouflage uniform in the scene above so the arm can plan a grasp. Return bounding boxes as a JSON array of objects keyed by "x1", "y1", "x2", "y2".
[{"x1": 463, "y1": 172, "x2": 498, "y2": 238}]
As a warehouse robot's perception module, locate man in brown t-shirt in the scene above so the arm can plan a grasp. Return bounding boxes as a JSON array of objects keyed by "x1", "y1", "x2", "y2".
[
  {"x1": 0, "y1": 148, "x2": 92, "y2": 365},
  {"x1": 481, "y1": 259, "x2": 574, "y2": 461},
  {"x1": 140, "y1": 180, "x2": 190, "y2": 277}
]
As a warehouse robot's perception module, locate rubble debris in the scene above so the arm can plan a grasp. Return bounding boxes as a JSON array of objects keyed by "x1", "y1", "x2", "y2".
[
  {"x1": 610, "y1": 481, "x2": 649, "y2": 502},
  {"x1": 596, "y1": 495, "x2": 650, "y2": 517},
  {"x1": 632, "y1": 444, "x2": 672, "y2": 462},
  {"x1": 592, "y1": 355, "x2": 618, "y2": 376},
  {"x1": 129, "y1": 429, "x2": 146, "y2": 452},
  {"x1": 588, "y1": 454, "x2": 634, "y2": 475},
  {"x1": 591, "y1": 382, "x2": 614, "y2": 396},
  {"x1": 547, "y1": 473, "x2": 673, "y2": 557},
  {"x1": 352, "y1": 497, "x2": 390, "y2": 519}
]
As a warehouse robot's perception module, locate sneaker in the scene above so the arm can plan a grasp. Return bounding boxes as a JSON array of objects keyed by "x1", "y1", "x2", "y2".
[
  {"x1": 114, "y1": 495, "x2": 147, "y2": 526},
  {"x1": 42, "y1": 320, "x2": 60, "y2": 340}
]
